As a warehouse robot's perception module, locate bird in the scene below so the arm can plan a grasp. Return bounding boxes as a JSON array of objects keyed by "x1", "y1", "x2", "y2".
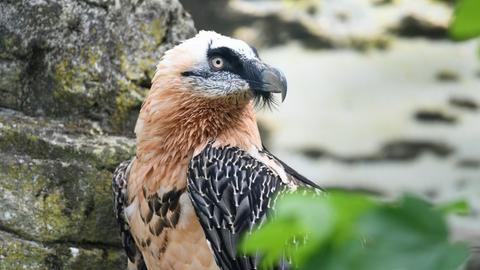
[{"x1": 112, "y1": 30, "x2": 321, "y2": 270}]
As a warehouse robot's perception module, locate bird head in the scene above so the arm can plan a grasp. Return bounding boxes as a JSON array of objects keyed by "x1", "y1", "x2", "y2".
[
  {"x1": 136, "y1": 31, "x2": 282, "y2": 160},
  {"x1": 153, "y1": 30, "x2": 287, "y2": 107}
]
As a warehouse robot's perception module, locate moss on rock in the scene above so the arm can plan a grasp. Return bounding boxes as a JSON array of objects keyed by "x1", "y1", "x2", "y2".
[
  {"x1": 0, "y1": 109, "x2": 135, "y2": 244},
  {"x1": 0, "y1": 0, "x2": 195, "y2": 135},
  {"x1": 0, "y1": 0, "x2": 196, "y2": 268},
  {"x1": 0, "y1": 154, "x2": 119, "y2": 244},
  {"x1": 0, "y1": 230, "x2": 126, "y2": 270},
  {"x1": 0, "y1": 109, "x2": 135, "y2": 170}
]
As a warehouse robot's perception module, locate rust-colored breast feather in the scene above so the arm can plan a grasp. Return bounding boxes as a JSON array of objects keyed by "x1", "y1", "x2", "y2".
[
  {"x1": 126, "y1": 183, "x2": 219, "y2": 270},
  {"x1": 126, "y1": 152, "x2": 220, "y2": 269},
  {"x1": 121, "y1": 94, "x2": 262, "y2": 269}
]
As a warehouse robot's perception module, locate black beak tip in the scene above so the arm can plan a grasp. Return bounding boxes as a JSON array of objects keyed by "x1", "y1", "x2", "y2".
[
  {"x1": 261, "y1": 68, "x2": 288, "y2": 102},
  {"x1": 277, "y1": 69, "x2": 288, "y2": 102}
]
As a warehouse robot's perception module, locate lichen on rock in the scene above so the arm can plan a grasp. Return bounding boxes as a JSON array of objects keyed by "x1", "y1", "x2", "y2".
[
  {"x1": 0, "y1": 0, "x2": 196, "y2": 268},
  {"x1": 0, "y1": 0, "x2": 195, "y2": 136},
  {"x1": 0, "y1": 230, "x2": 127, "y2": 270}
]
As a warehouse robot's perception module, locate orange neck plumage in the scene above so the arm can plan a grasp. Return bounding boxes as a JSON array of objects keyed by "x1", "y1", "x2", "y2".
[{"x1": 129, "y1": 74, "x2": 261, "y2": 197}]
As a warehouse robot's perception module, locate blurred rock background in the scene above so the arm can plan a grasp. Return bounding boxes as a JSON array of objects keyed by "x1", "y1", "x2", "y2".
[{"x1": 0, "y1": 0, "x2": 479, "y2": 269}]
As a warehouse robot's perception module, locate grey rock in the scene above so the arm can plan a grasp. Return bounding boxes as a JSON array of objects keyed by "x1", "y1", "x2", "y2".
[
  {"x1": 0, "y1": 0, "x2": 195, "y2": 135},
  {"x1": 0, "y1": 109, "x2": 135, "y2": 268},
  {"x1": 0, "y1": 230, "x2": 127, "y2": 270},
  {"x1": 0, "y1": 0, "x2": 196, "y2": 267}
]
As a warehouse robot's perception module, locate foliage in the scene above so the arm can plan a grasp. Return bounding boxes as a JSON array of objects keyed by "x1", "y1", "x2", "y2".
[
  {"x1": 449, "y1": 0, "x2": 480, "y2": 40},
  {"x1": 241, "y1": 190, "x2": 470, "y2": 270}
]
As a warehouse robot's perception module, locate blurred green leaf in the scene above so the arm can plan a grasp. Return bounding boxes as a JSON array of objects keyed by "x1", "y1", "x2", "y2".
[
  {"x1": 351, "y1": 195, "x2": 469, "y2": 270},
  {"x1": 240, "y1": 190, "x2": 376, "y2": 267},
  {"x1": 241, "y1": 218, "x2": 304, "y2": 268},
  {"x1": 449, "y1": 0, "x2": 480, "y2": 40},
  {"x1": 241, "y1": 192, "x2": 469, "y2": 270},
  {"x1": 436, "y1": 199, "x2": 470, "y2": 215}
]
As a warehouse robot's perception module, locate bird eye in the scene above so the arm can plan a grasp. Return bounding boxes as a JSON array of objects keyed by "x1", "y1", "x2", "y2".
[{"x1": 210, "y1": 57, "x2": 224, "y2": 70}]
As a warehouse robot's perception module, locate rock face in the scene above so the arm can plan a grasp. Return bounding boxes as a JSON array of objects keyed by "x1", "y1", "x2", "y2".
[
  {"x1": 0, "y1": 0, "x2": 195, "y2": 268},
  {"x1": 0, "y1": 0, "x2": 195, "y2": 135}
]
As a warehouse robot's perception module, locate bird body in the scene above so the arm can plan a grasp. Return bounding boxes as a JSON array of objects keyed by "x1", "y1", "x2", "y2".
[{"x1": 113, "y1": 31, "x2": 319, "y2": 270}]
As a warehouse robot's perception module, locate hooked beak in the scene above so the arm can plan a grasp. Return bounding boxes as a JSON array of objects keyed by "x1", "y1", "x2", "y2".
[{"x1": 260, "y1": 67, "x2": 288, "y2": 102}]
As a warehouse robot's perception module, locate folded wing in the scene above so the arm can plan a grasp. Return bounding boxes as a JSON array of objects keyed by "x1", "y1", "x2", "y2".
[
  {"x1": 112, "y1": 160, "x2": 147, "y2": 270},
  {"x1": 187, "y1": 144, "x2": 289, "y2": 270}
]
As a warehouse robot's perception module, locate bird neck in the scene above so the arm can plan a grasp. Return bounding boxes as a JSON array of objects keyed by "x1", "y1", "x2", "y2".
[{"x1": 132, "y1": 85, "x2": 262, "y2": 191}]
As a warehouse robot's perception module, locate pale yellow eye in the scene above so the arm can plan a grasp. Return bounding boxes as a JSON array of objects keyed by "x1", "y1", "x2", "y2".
[{"x1": 210, "y1": 57, "x2": 224, "y2": 70}]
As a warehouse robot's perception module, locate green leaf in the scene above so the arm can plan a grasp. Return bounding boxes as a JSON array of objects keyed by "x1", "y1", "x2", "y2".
[
  {"x1": 351, "y1": 195, "x2": 469, "y2": 270},
  {"x1": 436, "y1": 199, "x2": 470, "y2": 215},
  {"x1": 323, "y1": 191, "x2": 377, "y2": 245},
  {"x1": 240, "y1": 192, "x2": 469, "y2": 270},
  {"x1": 240, "y1": 191, "x2": 336, "y2": 267},
  {"x1": 240, "y1": 219, "x2": 306, "y2": 268},
  {"x1": 449, "y1": 0, "x2": 480, "y2": 40},
  {"x1": 241, "y1": 190, "x2": 376, "y2": 268}
]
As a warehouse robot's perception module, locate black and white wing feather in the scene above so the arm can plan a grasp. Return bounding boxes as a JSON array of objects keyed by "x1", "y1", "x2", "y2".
[
  {"x1": 112, "y1": 160, "x2": 147, "y2": 270},
  {"x1": 260, "y1": 147, "x2": 322, "y2": 191},
  {"x1": 187, "y1": 144, "x2": 290, "y2": 270}
]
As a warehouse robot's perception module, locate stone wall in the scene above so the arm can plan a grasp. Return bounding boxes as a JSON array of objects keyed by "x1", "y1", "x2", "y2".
[{"x1": 0, "y1": 0, "x2": 195, "y2": 268}]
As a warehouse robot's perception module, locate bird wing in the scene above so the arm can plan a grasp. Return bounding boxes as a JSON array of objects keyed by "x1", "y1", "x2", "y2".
[
  {"x1": 112, "y1": 160, "x2": 147, "y2": 270},
  {"x1": 187, "y1": 143, "x2": 290, "y2": 270},
  {"x1": 260, "y1": 146, "x2": 323, "y2": 191}
]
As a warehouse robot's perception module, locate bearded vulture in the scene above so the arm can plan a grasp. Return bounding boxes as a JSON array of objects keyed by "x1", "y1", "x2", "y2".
[{"x1": 112, "y1": 30, "x2": 320, "y2": 270}]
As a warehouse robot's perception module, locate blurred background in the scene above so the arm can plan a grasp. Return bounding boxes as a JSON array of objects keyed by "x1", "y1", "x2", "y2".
[
  {"x1": 182, "y1": 0, "x2": 480, "y2": 248},
  {"x1": 0, "y1": 0, "x2": 479, "y2": 268}
]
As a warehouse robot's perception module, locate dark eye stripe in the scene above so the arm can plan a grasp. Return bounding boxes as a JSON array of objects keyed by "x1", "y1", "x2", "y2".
[
  {"x1": 207, "y1": 47, "x2": 243, "y2": 73},
  {"x1": 182, "y1": 45, "x2": 264, "y2": 97}
]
